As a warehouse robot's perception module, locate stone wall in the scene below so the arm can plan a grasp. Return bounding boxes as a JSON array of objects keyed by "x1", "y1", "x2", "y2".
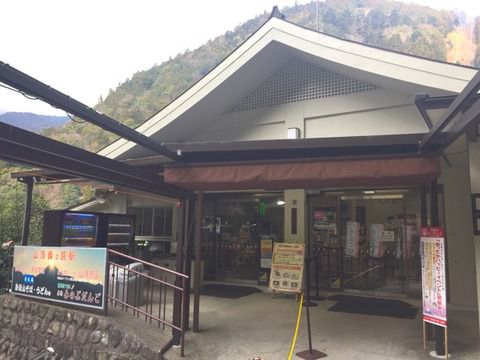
[{"x1": 0, "y1": 295, "x2": 160, "y2": 360}]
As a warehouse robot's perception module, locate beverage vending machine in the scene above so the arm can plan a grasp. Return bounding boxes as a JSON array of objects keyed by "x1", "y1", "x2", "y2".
[{"x1": 42, "y1": 210, "x2": 135, "y2": 251}]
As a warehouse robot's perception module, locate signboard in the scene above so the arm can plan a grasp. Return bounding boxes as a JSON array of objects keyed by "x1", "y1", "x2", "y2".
[
  {"x1": 420, "y1": 228, "x2": 447, "y2": 327},
  {"x1": 269, "y1": 243, "x2": 304, "y2": 293},
  {"x1": 379, "y1": 230, "x2": 395, "y2": 242},
  {"x1": 260, "y1": 238, "x2": 274, "y2": 269},
  {"x1": 11, "y1": 246, "x2": 107, "y2": 310}
]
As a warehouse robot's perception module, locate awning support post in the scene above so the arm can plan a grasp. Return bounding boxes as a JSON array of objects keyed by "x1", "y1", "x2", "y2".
[
  {"x1": 430, "y1": 180, "x2": 446, "y2": 356},
  {"x1": 172, "y1": 200, "x2": 185, "y2": 345},
  {"x1": 19, "y1": 177, "x2": 34, "y2": 246},
  {"x1": 193, "y1": 192, "x2": 203, "y2": 332}
]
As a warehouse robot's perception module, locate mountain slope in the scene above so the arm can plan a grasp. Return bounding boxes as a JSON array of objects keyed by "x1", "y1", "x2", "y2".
[
  {"x1": 0, "y1": 112, "x2": 68, "y2": 133},
  {"x1": 44, "y1": 0, "x2": 479, "y2": 152}
]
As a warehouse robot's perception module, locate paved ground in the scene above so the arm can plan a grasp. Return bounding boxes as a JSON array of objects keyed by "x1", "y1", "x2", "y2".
[
  {"x1": 107, "y1": 284, "x2": 480, "y2": 360},
  {"x1": 160, "y1": 288, "x2": 479, "y2": 360}
]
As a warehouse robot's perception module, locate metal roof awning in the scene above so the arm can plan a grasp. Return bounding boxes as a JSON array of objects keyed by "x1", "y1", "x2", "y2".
[
  {"x1": 418, "y1": 70, "x2": 480, "y2": 152},
  {"x1": 0, "y1": 122, "x2": 190, "y2": 198},
  {"x1": 0, "y1": 60, "x2": 181, "y2": 161},
  {"x1": 165, "y1": 133, "x2": 439, "y2": 164}
]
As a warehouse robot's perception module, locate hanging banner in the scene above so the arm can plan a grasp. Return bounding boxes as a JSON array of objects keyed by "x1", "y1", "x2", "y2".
[
  {"x1": 420, "y1": 228, "x2": 447, "y2": 327},
  {"x1": 345, "y1": 221, "x2": 360, "y2": 257},
  {"x1": 370, "y1": 224, "x2": 384, "y2": 257},
  {"x1": 11, "y1": 246, "x2": 107, "y2": 310},
  {"x1": 269, "y1": 243, "x2": 305, "y2": 293}
]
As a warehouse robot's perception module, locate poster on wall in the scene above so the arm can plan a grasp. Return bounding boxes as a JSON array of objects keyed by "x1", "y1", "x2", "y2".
[
  {"x1": 269, "y1": 243, "x2": 305, "y2": 293},
  {"x1": 11, "y1": 246, "x2": 107, "y2": 310},
  {"x1": 345, "y1": 221, "x2": 360, "y2": 257},
  {"x1": 260, "y1": 237, "x2": 274, "y2": 269},
  {"x1": 420, "y1": 228, "x2": 447, "y2": 327}
]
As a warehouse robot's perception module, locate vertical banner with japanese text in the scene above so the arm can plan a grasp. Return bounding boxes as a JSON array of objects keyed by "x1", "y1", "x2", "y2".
[
  {"x1": 345, "y1": 221, "x2": 360, "y2": 257},
  {"x1": 269, "y1": 243, "x2": 305, "y2": 293},
  {"x1": 11, "y1": 246, "x2": 107, "y2": 310},
  {"x1": 420, "y1": 228, "x2": 447, "y2": 327}
]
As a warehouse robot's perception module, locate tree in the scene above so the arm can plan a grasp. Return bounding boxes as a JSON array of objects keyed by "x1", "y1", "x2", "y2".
[{"x1": 0, "y1": 168, "x2": 49, "y2": 245}]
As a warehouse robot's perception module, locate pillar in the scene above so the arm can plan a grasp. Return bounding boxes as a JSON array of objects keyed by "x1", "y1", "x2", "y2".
[
  {"x1": 284, "y1": 189, "x2": 307, "y2": 243},
  {"x1": 19, "y1": 177, "x2": 34, "y2": 246},
  {"x1": 193, "y1": 192, "x2": 203, "y2": 332}
]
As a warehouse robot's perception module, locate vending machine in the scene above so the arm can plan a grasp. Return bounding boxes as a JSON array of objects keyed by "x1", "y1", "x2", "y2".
[{"x1": 42, "y1": 210, "x2": 135, "y2": 250}]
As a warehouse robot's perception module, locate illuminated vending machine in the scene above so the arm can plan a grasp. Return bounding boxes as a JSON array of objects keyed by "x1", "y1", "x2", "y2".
[{"x1": 42, "y1": 210, "x2": 135, "y2": 252}]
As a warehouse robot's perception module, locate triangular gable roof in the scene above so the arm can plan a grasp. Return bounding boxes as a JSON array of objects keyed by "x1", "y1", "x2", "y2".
[{"x1": 99, "y1": 16, "x2": 478, "y2": 160}]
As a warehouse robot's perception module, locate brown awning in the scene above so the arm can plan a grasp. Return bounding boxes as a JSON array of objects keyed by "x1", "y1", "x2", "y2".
[{"x1": 164, "y1": 157, "x2": 440, "y2": 191}]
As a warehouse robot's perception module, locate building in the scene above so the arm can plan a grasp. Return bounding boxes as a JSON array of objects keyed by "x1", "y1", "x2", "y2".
[{"x1": 75, "y1": 11, "x2": 479, "y2": 335}]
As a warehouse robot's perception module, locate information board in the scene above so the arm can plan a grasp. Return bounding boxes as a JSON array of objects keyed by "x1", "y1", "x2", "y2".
[
  {"x1": 11, "y1": 246, "x2": 107, "y2": 310},
  {"x1": 420, "y1": 228, "x2": 447, "y2": 327},
  {"x1": 260, "y1": 238, "x2": 274, "y2": 269},
  {"x1": 269, "y1": 243, "x2": 305, "y2": 293}
]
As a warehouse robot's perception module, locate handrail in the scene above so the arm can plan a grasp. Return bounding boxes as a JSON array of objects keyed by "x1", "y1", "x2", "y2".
[
  {"x1": 108, "y1": 248, "x2": 188, "y2": 278},
  {"x1": 109, "y1": 261, "x2": 184, "y2": 291},
  {"x1": 106, "y1": 249, "x2": 188, "y2": 357}
]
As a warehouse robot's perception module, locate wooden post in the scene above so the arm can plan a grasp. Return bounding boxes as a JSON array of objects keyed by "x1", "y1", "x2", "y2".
[{"x1": 193, "y1": 192, "x2": 203, "y2": 332}]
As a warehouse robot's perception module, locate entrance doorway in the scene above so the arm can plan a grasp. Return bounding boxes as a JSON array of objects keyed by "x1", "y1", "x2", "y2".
[
  {"x1": 309, "y1": 188, "x2": 444, "y2": 297},
  {"x1": 202, "y1": 193, "x2": 284, "y2": 282}
]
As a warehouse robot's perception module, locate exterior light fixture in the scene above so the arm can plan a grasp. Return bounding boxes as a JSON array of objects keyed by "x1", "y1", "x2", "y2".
[
  {"x1": 287, "y1": 127, "x2": 300, "y2": 139},
  {"x1": 276, "y1": 200, "x2": 286, "y2": 206}
]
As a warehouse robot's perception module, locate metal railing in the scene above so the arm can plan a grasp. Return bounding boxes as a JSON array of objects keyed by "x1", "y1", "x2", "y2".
[{"x1": 106, "y1": 249, "x2": 189, "y2": 356}]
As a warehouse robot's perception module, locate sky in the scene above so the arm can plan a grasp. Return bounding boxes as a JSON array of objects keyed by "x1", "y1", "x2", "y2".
[{"x1": 1, "y1": 0, "x2": 479, "y2": 116}]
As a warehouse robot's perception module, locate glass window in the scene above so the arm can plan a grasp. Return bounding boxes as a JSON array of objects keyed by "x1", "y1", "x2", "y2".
[
  {"x1": 142, "y1": 208, "x2": 153, "y2": 236},
  {"x1": 128, "y1": 207, "x2": 173, "y2": 237}
]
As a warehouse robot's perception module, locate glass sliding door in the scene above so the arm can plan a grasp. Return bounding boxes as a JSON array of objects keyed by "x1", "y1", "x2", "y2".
[
  {"x1": 202, "y1": 193, "x2": 284, "y2": 282},
  {"x1": 340, "y1": 192, "x2": 408, "y2": 294},
  {"x1": 309, "y1": 194, "x2": 343, "y2": 289},
  {"x1": 309, "y1": 188, "x2": 437, "y2": 296}
]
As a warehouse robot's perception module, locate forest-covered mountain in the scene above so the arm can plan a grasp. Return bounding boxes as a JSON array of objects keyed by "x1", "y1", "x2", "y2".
[
  {"x1": 2, "y1": 0, "x2": 480, "y2": 246},
  {"x1": 0, "y1": 112, "x2": 68, "y2": 133},
  {"x1": 44, "y1": 0, "x2": 480, "y2": 153}
]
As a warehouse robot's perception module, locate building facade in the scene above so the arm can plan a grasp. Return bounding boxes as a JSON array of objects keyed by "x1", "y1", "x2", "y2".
[{"x1": 82, "y1": 15, "x2": 480, "y2": 331}]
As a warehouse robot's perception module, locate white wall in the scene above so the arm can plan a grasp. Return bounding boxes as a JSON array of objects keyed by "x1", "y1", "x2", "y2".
[
  {"x1": 468, "y1": 138, "x2": 480, "y2": 330},
  {"x1": 189, "y1": 89, "x2": 427, "y2": 142},
  {"x1": 438, "y1": 136, "x2": 478, "y2": 311}
]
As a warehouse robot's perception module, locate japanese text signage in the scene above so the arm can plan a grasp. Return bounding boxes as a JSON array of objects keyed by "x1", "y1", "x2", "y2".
[
  {"x1": 420, "y1": 228, "x2": 447, "y2": 327},
  {"x1": 11, "y1": 246, "x2": 107, "y2": 310},
  {"x1": 269, "y1": 243, "x2": 304, "y2": 293}
]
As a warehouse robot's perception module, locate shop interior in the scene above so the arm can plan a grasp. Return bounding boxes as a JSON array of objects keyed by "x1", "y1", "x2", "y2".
[
  {"x1": 202, "y1": 193, "x2": 284, "y2": 283},
  {"x1": 309, "y1": 188, "x2": 444, "y2": 297},
  {"x1": 197, "y1": 188, "x2": 444, "y2": 298}
]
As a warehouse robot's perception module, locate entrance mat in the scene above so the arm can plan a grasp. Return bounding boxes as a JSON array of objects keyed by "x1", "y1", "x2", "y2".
[
  {"x1": 199, "y1": 284, "x2": 262, "y2": 299},
  {"x1": 327, "y1": 294, "x2": 418, "y2": 319}
]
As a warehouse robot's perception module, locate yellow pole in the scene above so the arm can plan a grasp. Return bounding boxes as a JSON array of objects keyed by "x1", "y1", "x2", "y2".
[
  {"x1": 423, "y1": 321, "x2": 426, "y2": 350},
  {"x1": 288, "y1": 293, "x2": 304, "y2": 360}
]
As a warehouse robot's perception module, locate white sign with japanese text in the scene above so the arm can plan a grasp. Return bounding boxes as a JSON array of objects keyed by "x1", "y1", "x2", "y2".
[
  {"x1": 420, "y1": 228, "x2": 447, "y2": 327},
  {"x1": 269, "y1": 243, "x2": 304, "y2": 293}
]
